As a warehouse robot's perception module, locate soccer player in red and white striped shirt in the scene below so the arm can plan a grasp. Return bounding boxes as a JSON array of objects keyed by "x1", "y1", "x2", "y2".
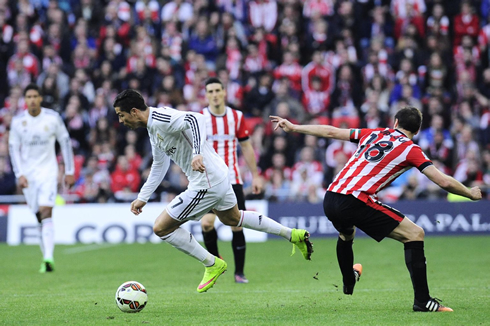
[
  {"x1": 271, "y1": 106, "x2": 482, "y2": 312},
  {"x1": 200, "y1": 77, "x2": 262, "y2": 283}
]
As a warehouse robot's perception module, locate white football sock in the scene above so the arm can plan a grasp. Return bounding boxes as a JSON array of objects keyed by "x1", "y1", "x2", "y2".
[
  {"x1": 41, "y1": 218, "x2": 54, "y2": 260},
  {"x1": 238, "y1": 210, "x2": 292, "y2": 240},
  {"x1": 161, "y1": 227, "x2": 215, "y2": 267},
  {"x1": 38, "y1": 223, "x2": 45, "y2": 256}
]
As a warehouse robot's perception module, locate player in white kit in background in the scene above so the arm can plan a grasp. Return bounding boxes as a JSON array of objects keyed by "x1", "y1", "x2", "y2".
[
  {"x1": 200, "y1": 77, "x2": 262, "y2": 284},
  {"x1": 113, "y1": 89, "x2": 313, "y2": 293},
  {"x1": 8, "y1": 84, "x2": 75, "y2": 273}
]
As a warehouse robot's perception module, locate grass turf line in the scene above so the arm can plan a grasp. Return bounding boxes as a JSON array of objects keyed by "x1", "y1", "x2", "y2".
[{"x1": 0, "y1": 236, "x2": 489, "y2": 326}]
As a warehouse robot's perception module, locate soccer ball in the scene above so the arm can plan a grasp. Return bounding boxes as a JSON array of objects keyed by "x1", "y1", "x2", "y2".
[{"x1": 115, "y1": 281, "x2": 148, "y2": 313}]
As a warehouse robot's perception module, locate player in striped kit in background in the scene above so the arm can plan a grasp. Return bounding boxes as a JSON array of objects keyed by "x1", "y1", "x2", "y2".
[
  {"x1": 200, "y1": 77, "x2": 262, "y2": 283},
  {"x1": 271, "y1": 106, "x2": 482, "y2": 312}
]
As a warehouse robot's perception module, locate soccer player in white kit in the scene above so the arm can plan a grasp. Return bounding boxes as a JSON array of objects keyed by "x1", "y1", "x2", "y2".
[
  {"x1": 8, "y1": 84, "x2": 75, "y2": 273},
  {"x1": 113, "y1": 89, "x2": 313, "y2": 293}
]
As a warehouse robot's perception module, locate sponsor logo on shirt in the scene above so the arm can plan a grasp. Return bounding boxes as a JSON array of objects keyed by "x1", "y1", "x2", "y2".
[
  {"x1": 27, "y1": 135, "x2": 49, "y2": 146},
  {"x1": 165, "y1": 146, "x2": 176, "y2": 156}
]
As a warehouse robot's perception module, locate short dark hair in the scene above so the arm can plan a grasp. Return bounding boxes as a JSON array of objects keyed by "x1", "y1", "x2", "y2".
[
  {"x1": 204, "y1": 77, "x2": 223, "y2": 89},
  {"x1": 113, "y1": 89, "x2": 147, "y2": 113},
  {"x1": 24, "y1": 83, "x2": 41, "y2": 96},
  {"x1": 394, "y1": 106, "x2": 423, "y2": 134}
]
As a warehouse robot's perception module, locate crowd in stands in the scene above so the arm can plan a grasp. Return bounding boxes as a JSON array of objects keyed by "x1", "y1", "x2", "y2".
[{"x1": 0, "y1": 0, "x2": 489, "y2": 204}]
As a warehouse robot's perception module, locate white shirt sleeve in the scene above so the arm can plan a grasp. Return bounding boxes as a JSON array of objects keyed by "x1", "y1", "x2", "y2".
[
  {"x1": 137, "y1": 144, "x2": 170, "y2": 203},
  {"x1": 8, "y1": 119, "x2": 24, "y2": 178},
  {"x1": 164, "y1": 110, "x2": 207, "y2": 156},
  {"x1": 55, "y1": 114, "x2": 75, "y2": 175}
]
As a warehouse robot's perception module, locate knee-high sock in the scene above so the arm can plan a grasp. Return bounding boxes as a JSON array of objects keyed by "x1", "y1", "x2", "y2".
[
  {"x1": 161, "y1": 227, "x2": 215, "y2": 266},
  {"x1": 38, "y1": 223, "x2": 45, "y2": 256},
  {"x1": 337, "y1": 237, "x2": 355, "y2": 285},
  {"x1": 404, "y1": 241, "x2": 430, "y2": 303},
  {"x1": 237, "y1": 210, "x2": 291, "y2": 240},
  {"x1": 202, "y1": 228, "x2": 220, "y2": 257},
  {"x1": 232, "y1": 230, "x2": 246, "y2": 275},
  {"x1": 41, "y1": 218, "x2": 54, "y2": 260}
]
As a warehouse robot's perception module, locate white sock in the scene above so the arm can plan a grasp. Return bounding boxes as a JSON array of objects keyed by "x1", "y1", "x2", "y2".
[
  {"x1": 161, "y1": 227, "x2": 215, "y2": 267},
  {"x1": 38, "y1": 223, "x2": 45, "y2": 256},
  {"x1": 237, "y1": 210, "x2": 292, "y2": 240},
  {"x1": 41, "y1": 218, "x2": 54, "y2": 260}
]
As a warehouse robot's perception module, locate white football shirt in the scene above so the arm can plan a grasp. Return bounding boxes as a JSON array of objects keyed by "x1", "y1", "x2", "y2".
[
  {"x1": 137, "y1": 107, "x2": 229, "y2": 202},
  {"x1": 9, "y1": 108, "x2": 75, "y2": 181}
]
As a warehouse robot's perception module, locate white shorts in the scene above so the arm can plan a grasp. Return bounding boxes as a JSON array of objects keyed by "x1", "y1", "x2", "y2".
[
  {"x1": 166, "y1": 179, "x2": 237, "y2": 222},
  {"x1": 22, "y1": 177, "x2": 57, "y2": 213}
]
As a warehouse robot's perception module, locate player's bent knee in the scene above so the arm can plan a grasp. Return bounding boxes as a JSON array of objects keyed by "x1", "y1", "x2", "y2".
[
  {"x1": 404, "y1": 224, "x2": 425, "y2": 242},
  {"x1": 153, "y1": 224, "x2": 171, "y2": 237},
  {"x1": 215, "y1": 206, "x2": 241, "y2": 226},
  {"x1": 201, "y1": 213, "x2": 216, "y2": 232},
  {"x1": 413, "y1": 225, "x2": 425, "y2": 241}
]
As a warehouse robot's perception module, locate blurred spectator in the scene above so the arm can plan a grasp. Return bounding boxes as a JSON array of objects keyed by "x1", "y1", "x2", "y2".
[
  {"x1": 426, "y1": 3, "x2": 449, "y2": 37},
  {"x1": 302, "y1": 50, "x2": 333, "y2": 94},
  {"x1": 37, "y1": 63, "x2": 70, "y2": 99},
  {"x1": 40, "y1": 75, "x2": 59, "y2": 111},
  {"x1": 188, "y1": 17, "x2": 219, "y2": 70},
  {"x1": 302, "y1": 76, "x2": 330, "y2": 118},
  {"x1": 161, "y1": 0, "x2": 193, "y2": 23},
  {"x1": 391, "y1": 0, "x2": 426, "y2": 40},
  {"x1": 290, "y1": 146, "x2": 324, "y2": 203},
  {"x1": 426, "y1": 128, "x2": 454, "y2": 172},
  {"x1": 266, "y1": 79, "x2": 305, "y2": 122},
  {"x1": 244, "y1": 73, "x2": 274, "y2": 118},
  {"x1": 161, "y1": 21, "x2": 184, "y2": 63},
  {"x1": 63, "y1": 96, "x2": 90, "y2": 154},
  {"x1": 454, "y1": 124, "x2": 480, "y2": 162},
  {"x1": 329, "y1": 64, "x2": 362, "y2": 127},
  {"x1": 7, "y1": 57, "x2": 31, "y2": 89},
  {"x1": 110, "y1": 155, "x2": 141, "y2": 194},
  {"x1": 249, "y1": 0, "x2": 277, "y2": 33},
  {"x1": 273, "y1": 51, "x2": 302, "y2": 95},
  {"x1": 360, "y1": 91, "x2": 389, "y2": 128},
  {"x1": 264, "y1": 169, "x2": 291, "y2": 203},
  {"x1": 418, "y1": 114, "x2": 453, "y2": 152},
  {"x1": 62, "y1": 77, "x2": 90, "y2": 110},
  {"x1": 124, "y1": 144, "x2": 142, "y2": 171},
  {"x1": 453, "y1": 1, "x2": 479, "y2": 48},
  {"x1": 453, "y1": 150, "x2": 483, "y2": 187},
  {"x1": 88, "y1": 116, "x2": 117, "y2": 149},
  {"x1": 7, "y1": 34, "x2": 39, "y2": 78}
]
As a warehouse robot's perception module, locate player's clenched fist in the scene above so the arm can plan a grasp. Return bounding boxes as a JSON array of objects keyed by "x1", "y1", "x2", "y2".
[
  {"x1": 131, "y1": 199, "x2": 147, "y2": 215},
  {"x1": 470, "y1": 187, "x2": 482, "y2": 201}
]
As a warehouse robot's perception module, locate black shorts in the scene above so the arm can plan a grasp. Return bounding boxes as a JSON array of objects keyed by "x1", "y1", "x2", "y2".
[
  {"x1": 323, "y1": 191, "x2": 404, "y2": 242},
  {"x1": 208, "y1": 184, "x2": 246, "y2": 213}
]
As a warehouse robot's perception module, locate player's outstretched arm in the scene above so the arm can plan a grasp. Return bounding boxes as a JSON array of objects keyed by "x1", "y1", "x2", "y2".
[
  {"x1": 423, "y1": 165, "x2": 482, "y2": 200},
  {"x1": 269, "y1": 115, "x2": 350, "y2": 141}
]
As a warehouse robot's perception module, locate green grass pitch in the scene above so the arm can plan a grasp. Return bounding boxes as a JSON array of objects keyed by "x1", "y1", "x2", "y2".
[{"x1": 1, "y1": 236, "x2": 489, "y2": 326}]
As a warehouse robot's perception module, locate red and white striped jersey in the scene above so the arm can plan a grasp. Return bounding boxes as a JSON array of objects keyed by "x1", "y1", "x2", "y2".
[
  {"x1": 328, "y1": 128, "x2": 432, "y2": 203},
  {"x1": 201, "y1": 106, "x2": 250, "y2": 185}
]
